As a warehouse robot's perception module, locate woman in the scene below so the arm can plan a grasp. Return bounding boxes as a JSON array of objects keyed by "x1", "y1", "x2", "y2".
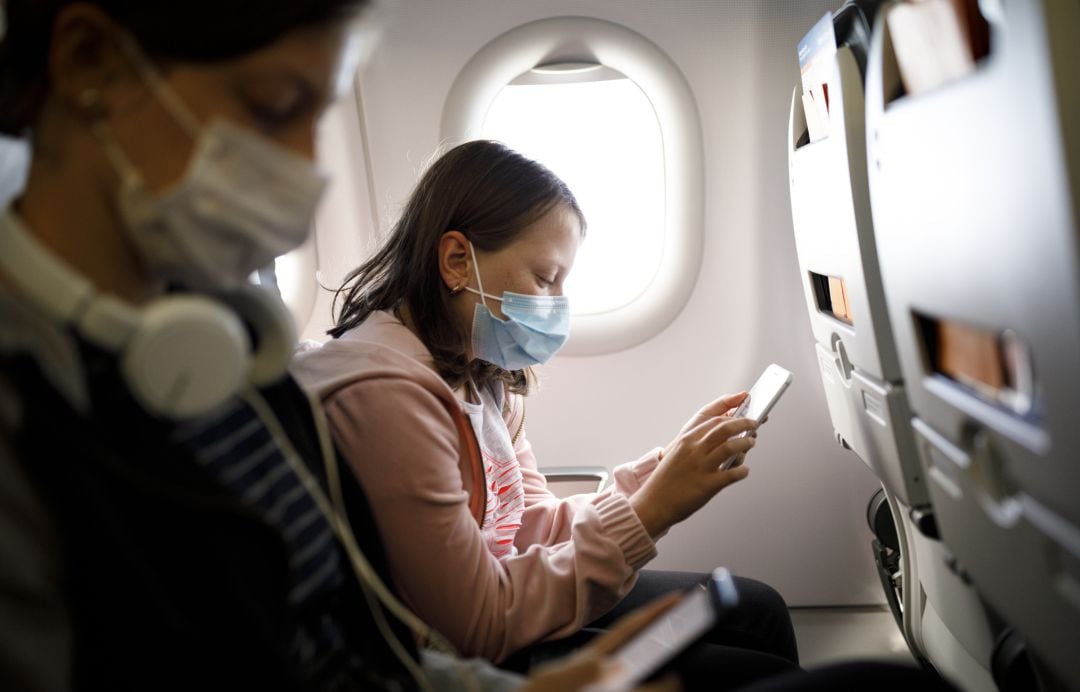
[
  {"x1": 0, "y1": 2, "x2": 686, "y2": 690},
  {"x1": 292, "y1": 140, "x2": 800, "y2": 685}
]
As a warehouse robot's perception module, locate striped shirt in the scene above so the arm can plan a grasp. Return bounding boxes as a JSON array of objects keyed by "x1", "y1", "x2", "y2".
[{"x1": 174, "y1": 398, "x2": 359, "y2": 690}]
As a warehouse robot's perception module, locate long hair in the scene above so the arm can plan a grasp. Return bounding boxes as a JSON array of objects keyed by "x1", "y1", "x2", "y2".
[{"x1": 330, "y1": 140, "x2": 585, "y2": 394}]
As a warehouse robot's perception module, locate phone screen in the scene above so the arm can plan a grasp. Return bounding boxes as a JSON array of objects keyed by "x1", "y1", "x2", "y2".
[
  {"x1": 589, "y1": 586, "x2": 715, "y2": 691},
  {"x1": 735, "y1": 364, "x2": 793, "y2": 424},
  {"x1": 721, "y1": 365, "x2": 793, "y2": 469}
]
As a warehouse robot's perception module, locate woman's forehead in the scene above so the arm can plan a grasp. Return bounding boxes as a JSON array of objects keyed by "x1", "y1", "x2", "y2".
[{"x1": 507, "y1": 206, "x2": 581, "y2": 261}]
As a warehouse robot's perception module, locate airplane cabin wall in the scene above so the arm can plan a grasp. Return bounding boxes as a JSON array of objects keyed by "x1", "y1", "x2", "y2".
[
  {"x1": 0, "y1": 137, "x2": 29, "y2": 209},
  {"x1": 313, "y1": 0, "x2": 885, "y2": 606}
]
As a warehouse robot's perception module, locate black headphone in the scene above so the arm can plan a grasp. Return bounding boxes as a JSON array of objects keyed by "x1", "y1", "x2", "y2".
[{"x1": 0, "y1": 210, "x2": 295, "y2": 419}]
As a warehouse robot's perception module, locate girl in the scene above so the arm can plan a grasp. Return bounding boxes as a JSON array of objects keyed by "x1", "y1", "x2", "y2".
[{"x1": 293, "y1": 140, "x2": 800, "y2": 685}]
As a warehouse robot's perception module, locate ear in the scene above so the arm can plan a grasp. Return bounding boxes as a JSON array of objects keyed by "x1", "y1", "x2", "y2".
[
  {"x1": 438, "y1": 230, "x2": 472, "y2": 294},
  {"x1": 48, "y1": 4, "x2": 142, "y2": 124}
]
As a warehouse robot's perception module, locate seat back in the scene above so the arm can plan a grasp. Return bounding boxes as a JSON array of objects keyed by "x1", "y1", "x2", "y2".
[
  {"x1": 788, "y1": 0, "x2": 927, "y2": 510},
  {"x1": 791, "y1": 4, "x2": 1004, "y2": 688},
  {"x1": 865, "y1": 0, "x2": 1080, "y2": 686}
]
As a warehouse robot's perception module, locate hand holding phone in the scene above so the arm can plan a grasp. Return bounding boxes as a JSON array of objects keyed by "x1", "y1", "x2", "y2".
[
  {"x1": 585, "y1": 568, "x2": 739, "y2": 692},
  {"x1": 720, "y1": 364, "x2": 793, "y2": 471}
]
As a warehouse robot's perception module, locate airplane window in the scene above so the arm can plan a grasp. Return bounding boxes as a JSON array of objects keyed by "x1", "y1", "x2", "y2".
[
  {"x1": 271, "y1": 243, "x2": 314, "y2": 319},
  {"x1": 482, "y1": 65, "x2": 665, "y2": 316}
]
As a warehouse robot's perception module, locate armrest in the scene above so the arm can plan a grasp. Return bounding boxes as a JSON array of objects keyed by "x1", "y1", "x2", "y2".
[{"x1": 539, "y1": 465, "x2": 609, "y2": 496}]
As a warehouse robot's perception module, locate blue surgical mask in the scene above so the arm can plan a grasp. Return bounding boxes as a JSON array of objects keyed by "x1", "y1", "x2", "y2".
[{"x1": 464, "y1": 242, "x2": 570, "y2": 370}]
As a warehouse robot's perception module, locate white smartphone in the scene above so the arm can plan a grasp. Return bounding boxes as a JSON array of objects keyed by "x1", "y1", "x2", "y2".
[
  {"x1": 720, "y1": 364, "x2": 794, "y2": 470},
  {"x1": 585, "y1": 568, "x2": 739, "y2": 692}
]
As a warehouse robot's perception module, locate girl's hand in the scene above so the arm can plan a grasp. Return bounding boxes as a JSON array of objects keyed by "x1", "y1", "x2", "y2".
[
  {"x1": 520, "y1": 594, "x2": 683, "y2": 692},
  {"x1": 632, "y1": 392, "x2": 757, "y2": 537},
  {"x1": 664, "y1": 391, "x2": 749, "y2": 459}
]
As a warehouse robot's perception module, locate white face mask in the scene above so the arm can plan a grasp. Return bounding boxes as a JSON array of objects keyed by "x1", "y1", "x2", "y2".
[{"x1": 91, "y1": 36, "x2": 327, "y2": 293}]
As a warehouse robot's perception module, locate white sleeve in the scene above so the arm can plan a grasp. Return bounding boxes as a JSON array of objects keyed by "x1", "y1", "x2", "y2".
[{"x1": 420, "y1": 649, "x2": 525, "y2": 692}]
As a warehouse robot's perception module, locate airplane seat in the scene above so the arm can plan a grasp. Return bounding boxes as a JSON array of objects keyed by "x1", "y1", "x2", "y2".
[
  {"x1": 991, "y1": 628, "x2": 1040, "y2": 692},
  {"x1": 788, "y1": 2, "x2": 1003, "y2": 689},
  {"x1": 866, "y1": 0, "x2": 1080, "y2": 688}
]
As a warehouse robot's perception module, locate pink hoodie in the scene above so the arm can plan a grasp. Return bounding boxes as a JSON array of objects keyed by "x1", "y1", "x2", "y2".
[{"x1": 291, "y1": 311, "x2": 660, "y2": 662}]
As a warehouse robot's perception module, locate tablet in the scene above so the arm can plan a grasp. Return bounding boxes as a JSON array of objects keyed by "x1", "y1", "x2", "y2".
[{"x1": 587, "y1": 568, "x2": 739, "y2": 691}]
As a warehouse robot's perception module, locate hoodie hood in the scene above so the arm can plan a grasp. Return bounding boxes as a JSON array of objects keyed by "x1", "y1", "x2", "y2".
[{"x1": 291, "y1": 310, "x2": 454, "y2": 407}]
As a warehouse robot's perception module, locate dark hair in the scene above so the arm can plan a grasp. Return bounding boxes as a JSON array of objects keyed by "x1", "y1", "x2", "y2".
[
  {"x1": 330, "y1": 140, "x2": 586, "y2": 395},
  {"x1": 0, "y1": 0, "x2": 372, "y2": 136}
]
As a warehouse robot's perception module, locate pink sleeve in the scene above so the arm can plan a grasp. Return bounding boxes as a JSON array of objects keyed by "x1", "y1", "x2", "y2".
[
  {"x1": 507, "y1": 392, "x2": 663, "y2": 549},
  {"x1": 323, "y1": 378, "x2": 657, "y2": 662}
]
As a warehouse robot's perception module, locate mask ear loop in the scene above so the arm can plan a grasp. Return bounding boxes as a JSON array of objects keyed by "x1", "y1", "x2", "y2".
[
  {"x1": 465, "y1": 241, "x2": 490, "y2": 310},
  {"x1": 78, "y1": 89, "x2": 145, "y2": 192},
  {"x1": 464, "y1": 241, "x2": 505, "y2": 308},
  {"x1": 115, "y1": 32, "x2": 203, "y2": 140},
  {"x1": 83, "y1": 31, "x2": 205, "y2": 192}
]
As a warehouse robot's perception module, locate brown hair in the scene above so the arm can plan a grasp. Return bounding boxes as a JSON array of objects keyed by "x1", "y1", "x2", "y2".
[
  {"x1": 0, "y1": 0, "x2": 373, "y2": 136},
  {"x1": 329, "y1": 140, "x2": 585, "y2": 394}
]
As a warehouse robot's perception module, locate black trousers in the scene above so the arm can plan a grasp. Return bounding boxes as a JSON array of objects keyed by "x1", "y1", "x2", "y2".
[
  {"x1": 510, "y1": 570, "x2": 801, "y2": 690},
  {"x1": 509, "y1": 570, "x2": 956, "y2": 690},
  {"x1": 589, "y1": 570, "x2": 800, "y2": 663}
]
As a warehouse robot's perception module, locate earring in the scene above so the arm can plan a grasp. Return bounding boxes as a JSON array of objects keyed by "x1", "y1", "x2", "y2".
[
  {"x1": 450, "y1": 284, "x2": 465, "y2": 296},
  {"x1": 77, "y1": 89, "x2": 108, "y2": 122},
  {"x1": 80, "y1": 89, "x2": 100, "y2": 106},
  {"x1": 78, "y1": 89, "x2": 104, "y2": 112}
]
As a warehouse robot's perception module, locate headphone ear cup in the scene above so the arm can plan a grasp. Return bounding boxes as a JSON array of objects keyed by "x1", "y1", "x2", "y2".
[
  {"x1": 122, "y1": 295, "x2": 249, "y2": 419},
  {"x1": 227, "y1": 284, "x2": 297, "y2": 388}
]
